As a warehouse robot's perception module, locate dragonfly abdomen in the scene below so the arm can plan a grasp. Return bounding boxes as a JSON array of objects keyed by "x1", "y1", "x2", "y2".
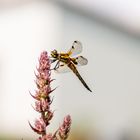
[{"x1": 67, "y1": 62, "x2": 92, "y2": 92}]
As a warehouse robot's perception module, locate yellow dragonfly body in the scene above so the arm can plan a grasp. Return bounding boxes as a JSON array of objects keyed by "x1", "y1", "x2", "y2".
[{"x1": 51, "y1": 40, "x2": 92, "y2": 92}]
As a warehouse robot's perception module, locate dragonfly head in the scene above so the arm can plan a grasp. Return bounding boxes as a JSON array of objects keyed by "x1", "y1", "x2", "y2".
[{"x1": 51, "y1": 49, "x2": 58, "y2": 58}]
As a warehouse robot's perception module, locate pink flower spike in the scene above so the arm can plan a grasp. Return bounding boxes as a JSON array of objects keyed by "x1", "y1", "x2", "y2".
[
  {"x1": 29, "y1": 51, "x2": 72, "y2": 139},
  {"x1": 29, "y1": 91, "x2": 40, "y2": 101},
  {"x1": 29, "y1": 121, "x2": 45, "y2": 135},
  {"x1": 59, "y1": 115, "x2": 71, "y2": 140},
  {"x1": 35, "y1": 99, "x2": 50, "y2": 112},
  {"x1": 37, "y1": 133, "x2": 58, "y2": 140},
  {"x1": 35, "y1": 118, "x2": 46, "y2": 132}
]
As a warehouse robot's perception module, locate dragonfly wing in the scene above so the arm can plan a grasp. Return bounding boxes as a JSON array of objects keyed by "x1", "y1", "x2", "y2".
[
  {"x1": 75, "y1": 56, "x2": 88, "y2": 66},
  {"x1": 68, "y1": 40, "x2": 83, "y2": 56},
  {"x1": 54, "y1": 63, "x2": 71, "y2": 73}
]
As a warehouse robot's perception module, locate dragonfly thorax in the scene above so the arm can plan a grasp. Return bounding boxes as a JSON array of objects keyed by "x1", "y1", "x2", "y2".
[{"x1": 58, "y1": 53, "x2": 70, "y2": 63}]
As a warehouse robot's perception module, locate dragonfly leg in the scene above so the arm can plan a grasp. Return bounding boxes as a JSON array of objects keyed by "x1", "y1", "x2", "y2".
[
  {"x1": 53, "y1": 61, "x2": 60, "y2": 70},
  {"x1": 50, "y1": 58, "x2": 57, "y2": 64}
]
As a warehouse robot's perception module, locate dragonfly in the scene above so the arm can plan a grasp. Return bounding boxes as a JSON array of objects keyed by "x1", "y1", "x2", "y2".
[{"x1": 50, "y1": 40, "x2": 92, "y2": 92}]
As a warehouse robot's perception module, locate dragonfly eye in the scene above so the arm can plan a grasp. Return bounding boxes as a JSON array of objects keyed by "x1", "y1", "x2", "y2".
[{"x1": 51, "y1": 49, "x2": 58, "y2": 58}]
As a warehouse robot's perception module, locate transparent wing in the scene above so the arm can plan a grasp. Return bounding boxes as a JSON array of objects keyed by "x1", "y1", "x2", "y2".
[
  {"x1": 68, "y1": 40, "x2": 83, "y2": 56},
  {"x1": 75, "y1": 56, "x2": 88, "y2": 66},
  {"x1": 54, "y1": 62, "x2": 71, "y2": 73}
]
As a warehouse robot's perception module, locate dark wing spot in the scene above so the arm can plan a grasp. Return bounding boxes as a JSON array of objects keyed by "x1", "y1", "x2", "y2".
[
  {"x1": 74, "y1": 40, "x2": 77, "y2": 43},
  {"x1": 72, "y1": 46, "x2": 74, "y2": 49}
]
